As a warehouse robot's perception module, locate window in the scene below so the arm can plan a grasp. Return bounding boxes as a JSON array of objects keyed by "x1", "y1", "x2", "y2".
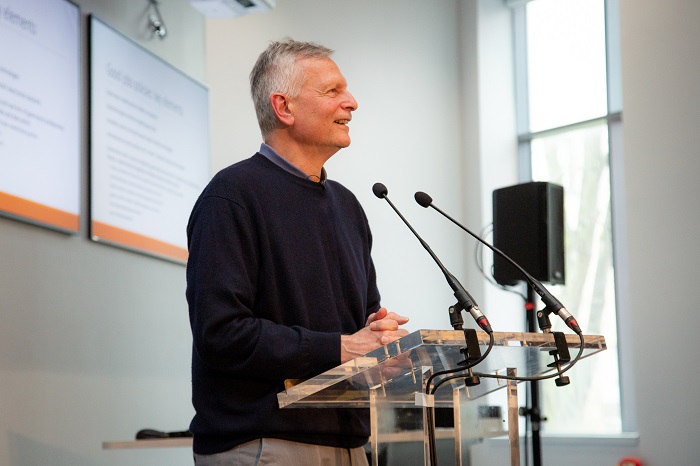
[{"x1": 513, "y1": 0, "x2": 622, "y2": 434}]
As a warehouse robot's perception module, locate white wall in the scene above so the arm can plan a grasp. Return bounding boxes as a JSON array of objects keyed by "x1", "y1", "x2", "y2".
[
  {"x1": 467, "y1": 0, "x2": 524, "y2": 332},
  {"x1": 617, "y1": 0, "x2": 700, "y2": 463},
  {"x1": 0, "y1": 1, "x2": 204, "y2": 465}
]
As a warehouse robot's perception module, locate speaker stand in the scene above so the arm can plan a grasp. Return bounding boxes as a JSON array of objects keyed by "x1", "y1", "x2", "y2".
[{"x1": 521, "y1": 284, "x2": 544, "y2": 466}]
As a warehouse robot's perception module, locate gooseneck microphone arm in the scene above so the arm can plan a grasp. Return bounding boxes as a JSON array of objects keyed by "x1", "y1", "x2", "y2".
[
  {"x1": 372, "y1": 183, "x2": 492, "y2": 333},
  {"x1": 414, "y1": 191, "x2": 581, "y2": 335}
]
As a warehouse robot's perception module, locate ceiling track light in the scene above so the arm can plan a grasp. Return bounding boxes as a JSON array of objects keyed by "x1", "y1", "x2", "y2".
[{"x1": 148, "y1": 0, "x2": 167, "y2": 39}]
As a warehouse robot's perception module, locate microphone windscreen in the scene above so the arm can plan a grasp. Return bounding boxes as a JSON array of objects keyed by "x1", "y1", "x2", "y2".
[
  {"x1": 414, "y1": 191, "x2": 433, "y2": 208},
  {"x1": 372, "y1": 183, "x2": 388, "y2": 198}
]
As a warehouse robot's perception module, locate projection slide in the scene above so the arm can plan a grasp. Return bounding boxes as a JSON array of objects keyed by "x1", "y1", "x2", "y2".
[
  {"x1": 89, "y1": 16, "x2": 210, "y2": 263},
  {"x1": 0, "y1": 0, "x2": 80, "y2": 232}
]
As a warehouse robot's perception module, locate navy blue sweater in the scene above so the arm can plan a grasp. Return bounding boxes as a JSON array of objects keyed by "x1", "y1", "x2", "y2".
[{"x1": 186, "y1": 153, "x2": 381, "y2": 455}]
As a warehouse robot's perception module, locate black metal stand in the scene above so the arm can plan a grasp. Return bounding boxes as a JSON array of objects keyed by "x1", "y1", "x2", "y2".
[{"x1": 522, "y1": 284, "x2": 544, "y2": 466}]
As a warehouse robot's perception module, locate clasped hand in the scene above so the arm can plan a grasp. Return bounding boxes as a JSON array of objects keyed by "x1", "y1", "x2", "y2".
[{"x1": 340, "y1": 308, "x2": 410, "y2": 363}]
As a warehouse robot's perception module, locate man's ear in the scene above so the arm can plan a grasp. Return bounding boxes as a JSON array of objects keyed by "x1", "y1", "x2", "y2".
[{"x1": 270, "y1": 93, "x2": 294, "y2": 126}]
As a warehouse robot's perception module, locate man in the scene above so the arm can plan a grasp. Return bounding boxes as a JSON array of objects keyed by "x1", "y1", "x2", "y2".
[{"x1": 186, "y1": 38, "x2": 410, "y2": 465}]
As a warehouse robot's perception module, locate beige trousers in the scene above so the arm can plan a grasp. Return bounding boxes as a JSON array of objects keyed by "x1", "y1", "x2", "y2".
[{"x1": 193, "y1": 438, "x2": 370, "y2": 466}]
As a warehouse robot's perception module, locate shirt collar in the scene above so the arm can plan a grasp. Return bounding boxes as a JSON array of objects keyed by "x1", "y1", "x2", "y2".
[{"x1": 259, "y1": 143, "x2": 327, "y2": 183}]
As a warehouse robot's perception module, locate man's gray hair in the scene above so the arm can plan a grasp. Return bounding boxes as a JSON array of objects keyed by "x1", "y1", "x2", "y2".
[{"x1": 250, "y1": 38, "x2": 334, "y2": 138}]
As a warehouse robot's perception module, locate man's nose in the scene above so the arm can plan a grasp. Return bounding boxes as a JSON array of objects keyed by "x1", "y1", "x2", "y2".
[{"x1": 343, "y1": 90, "x2": 358, "y2": 111}]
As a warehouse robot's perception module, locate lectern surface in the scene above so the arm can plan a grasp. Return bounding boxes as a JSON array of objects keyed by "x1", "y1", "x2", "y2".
[{"x1": 278, "y1": 329, "x2": 605, "y2": 409}]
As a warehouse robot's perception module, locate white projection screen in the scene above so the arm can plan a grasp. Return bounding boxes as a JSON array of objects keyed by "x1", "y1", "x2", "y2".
[
  {"x1": 0, "y1": 0, "x2": 81, "y2": 232},
  {"x1": 89, "y1": 16, "x2": 210, "y2": 263}
]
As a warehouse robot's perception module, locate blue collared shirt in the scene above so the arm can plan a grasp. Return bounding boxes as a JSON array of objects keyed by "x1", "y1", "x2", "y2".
[{"x1": 258, "y1": 143, "x2": 327, "y2": 184}]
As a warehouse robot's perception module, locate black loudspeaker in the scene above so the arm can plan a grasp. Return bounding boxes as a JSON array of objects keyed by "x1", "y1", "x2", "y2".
[{"x1": 492, "y1": 182, "x2": 565, "y2": 285}]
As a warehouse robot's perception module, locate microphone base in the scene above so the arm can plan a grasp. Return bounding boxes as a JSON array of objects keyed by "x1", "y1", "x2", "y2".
[
  {"x1": 555, "y1": 376, "x2": 570, "y2": 387},
  {"x1": 464, "y1": 375, "x2": 481, "y2": 387}
]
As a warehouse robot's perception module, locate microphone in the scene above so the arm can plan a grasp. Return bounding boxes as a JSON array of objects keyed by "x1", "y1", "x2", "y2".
[
  {"x1": 372, "y1": 183, "x2": 492, "y2": 333},
  {"x1": 414, "y1": 191, "x2": 582, "y2": 335}
]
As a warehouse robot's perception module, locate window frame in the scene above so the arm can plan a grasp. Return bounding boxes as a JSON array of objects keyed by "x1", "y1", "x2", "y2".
[{"x1": 511, "y1": 0, "x2": 632, "y2": 433}]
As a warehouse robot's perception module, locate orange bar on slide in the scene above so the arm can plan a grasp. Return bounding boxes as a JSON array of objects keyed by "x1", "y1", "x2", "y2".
[
  {"x1": 0, "y1": 191, "x2": 79, "y2": 232},
  {"x1": 91, "y1": 221, "x2": 188, "y2": 262}
]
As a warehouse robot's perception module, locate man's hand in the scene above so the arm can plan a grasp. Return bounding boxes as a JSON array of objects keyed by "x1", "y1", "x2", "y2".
[{"x1": 340, "y1": 308, "x2": 409, "y2": 363}]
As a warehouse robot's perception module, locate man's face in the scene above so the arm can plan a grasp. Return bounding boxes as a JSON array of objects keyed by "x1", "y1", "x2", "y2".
[{"x1": 287, "y1": 57, "x2": 358, "y2": 156}]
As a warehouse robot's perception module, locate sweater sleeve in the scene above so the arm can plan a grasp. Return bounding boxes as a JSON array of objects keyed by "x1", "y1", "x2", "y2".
[
  {"x1": 186, "y1": 195, "x2": 341, "y2": 381},
  {"x1": 365, "y1": 224, "x2": 382, "y2": 317}
]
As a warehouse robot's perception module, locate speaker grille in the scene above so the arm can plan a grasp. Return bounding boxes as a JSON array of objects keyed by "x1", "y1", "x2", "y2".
[{"x1": 492, "y1": 182, "x2": 565, "y2": 285}]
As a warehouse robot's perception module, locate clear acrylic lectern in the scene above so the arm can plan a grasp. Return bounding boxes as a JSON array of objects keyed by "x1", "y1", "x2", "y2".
[{"x1": 278, "y1": 329, "x2": 606, "y2": 466}]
